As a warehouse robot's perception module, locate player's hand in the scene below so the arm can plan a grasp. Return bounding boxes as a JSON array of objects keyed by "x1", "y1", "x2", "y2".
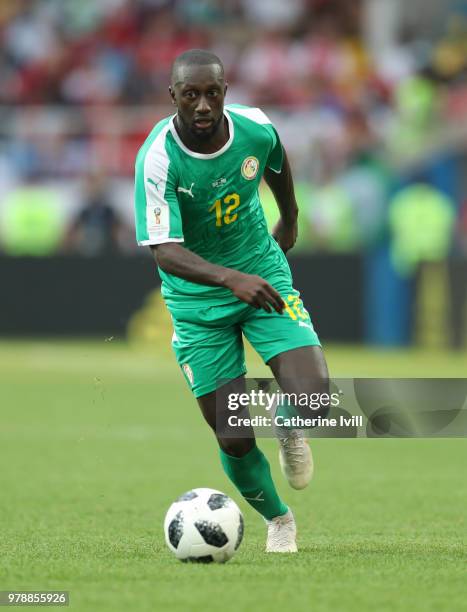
[
  {"x1": 223, "y1": 271, "x2": 284, "y2": 314},
  {"x1": 272, "y1": 217, "x2": 297, "y2": 253}
]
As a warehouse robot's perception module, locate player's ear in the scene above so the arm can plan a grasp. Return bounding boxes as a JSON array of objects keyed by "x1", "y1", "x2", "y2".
[
  {"x1": 224, "y1": 82, "x2": 228, "y2": 97},
  {"x1": 169, "y1": 86, "x2": 177, "y2": 106}
]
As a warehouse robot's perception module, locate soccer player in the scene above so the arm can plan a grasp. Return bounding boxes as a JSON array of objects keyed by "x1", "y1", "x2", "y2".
[{"x1": 134, "y1": 50, "x2": 329, "y2": 552}]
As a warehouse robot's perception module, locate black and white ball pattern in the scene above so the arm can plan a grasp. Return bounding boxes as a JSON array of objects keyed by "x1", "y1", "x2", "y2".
[{"x1": 164, "y1": 488, "x2": 244, "y2": 563}]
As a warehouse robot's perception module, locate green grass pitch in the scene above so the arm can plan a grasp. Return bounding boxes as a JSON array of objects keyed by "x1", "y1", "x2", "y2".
[{"x1": 0, "y1": 340, "x2": 466, "y2": 611}]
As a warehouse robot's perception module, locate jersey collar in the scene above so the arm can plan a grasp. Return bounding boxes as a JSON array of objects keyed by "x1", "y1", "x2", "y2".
[{"x1": 169, "y1": 110, "x2": 234, "y2": 159}]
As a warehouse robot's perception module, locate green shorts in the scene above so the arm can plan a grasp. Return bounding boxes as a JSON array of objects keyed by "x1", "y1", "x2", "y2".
[{"x1": 170, "y1": 279, "x2": 321, "y2": 398}]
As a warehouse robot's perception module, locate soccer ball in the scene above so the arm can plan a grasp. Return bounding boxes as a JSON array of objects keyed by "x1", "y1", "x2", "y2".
[{"x1": 164, "y1": 488, "x2": 244, "y2": 563}]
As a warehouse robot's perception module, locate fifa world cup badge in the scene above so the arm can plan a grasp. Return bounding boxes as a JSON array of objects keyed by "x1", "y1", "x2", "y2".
[
  {"x1": 154, "y1": 207, "x2": 161, "y2": 224},
  {"x1": 241, "y1": 156, "x2": 259, "y2": 180}
]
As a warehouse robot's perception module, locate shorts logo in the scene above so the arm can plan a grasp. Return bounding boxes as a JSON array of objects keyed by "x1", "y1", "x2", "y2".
[
  {"x1": 154, "y1": 206, "x2": 161, "y2": 224},
  {"x1": 241, "y1": 156, "x2": 259, "y2": 180},
  {"x1": 182, "y1": 363, "x2": 194, "y2": 386}
]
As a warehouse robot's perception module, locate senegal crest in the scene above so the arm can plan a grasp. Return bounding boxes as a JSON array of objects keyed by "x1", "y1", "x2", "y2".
[{"x1": 241, "y1": 156, "x2": 259, "y2": 180}]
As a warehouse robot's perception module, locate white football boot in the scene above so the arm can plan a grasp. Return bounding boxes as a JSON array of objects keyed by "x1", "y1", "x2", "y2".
[
  {"x1": 266, "y1": 509, "x2": 298, "y2": 553},
  {"x1": 277, "y1": 429, "x2": 314, "y2": 490}
]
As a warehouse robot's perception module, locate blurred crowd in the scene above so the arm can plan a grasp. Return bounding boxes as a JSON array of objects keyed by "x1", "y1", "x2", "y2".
[
  {"x1": 2, "y1": 0, "x2": 466, "y2": 109},
  {"x1": 0, "y1": 0, "x2": 467, "y2": 263},
  {"x1": 1, "y1": 0, "x2": 363, "y2": 107}
]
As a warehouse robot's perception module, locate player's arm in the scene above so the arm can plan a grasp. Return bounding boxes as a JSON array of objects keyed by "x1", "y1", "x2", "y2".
[
  {"x1": 264, "y1": 148, "x2": 299, "y2": 254},
  {"x1": 152, "y1": 243, "x2": 284, "y2": 314}
]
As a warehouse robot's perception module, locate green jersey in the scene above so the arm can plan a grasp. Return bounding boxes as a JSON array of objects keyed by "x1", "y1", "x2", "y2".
[{"x1": 134, "y1": 104, "x2": 285, "y2": 306}]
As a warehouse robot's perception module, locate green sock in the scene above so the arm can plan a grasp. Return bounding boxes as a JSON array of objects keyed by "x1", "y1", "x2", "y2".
[{"x1": 220, "y1": 445, "x2": 288, "y2": 520}]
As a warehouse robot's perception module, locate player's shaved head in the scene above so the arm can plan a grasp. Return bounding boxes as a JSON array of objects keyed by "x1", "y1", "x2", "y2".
[{"x1": 171, "y1": 49, "x2": 224, "y2": 87}]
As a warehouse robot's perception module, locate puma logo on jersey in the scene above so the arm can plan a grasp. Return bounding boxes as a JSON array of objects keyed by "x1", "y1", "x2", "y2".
[
  {"x1": 147, "y1": 177, "x2": 162, "y2": 191},
  {"x1": 177, "y1": 183, "x2": 195, "y2": 198},
  {"x1": 298, "y1": 321, "x2": 313, "y2": 330}
]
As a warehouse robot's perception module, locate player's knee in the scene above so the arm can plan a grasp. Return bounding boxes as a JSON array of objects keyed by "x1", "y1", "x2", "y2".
[
  {"x1": 312, "y1": 375, "x2": 331, "y2": 418},
  {"x1": 298, "y1": 375, "x2": 330, "y2": 420},
  {"x1": 217, "y1": 437, "x2": 254, "y2": 458}
]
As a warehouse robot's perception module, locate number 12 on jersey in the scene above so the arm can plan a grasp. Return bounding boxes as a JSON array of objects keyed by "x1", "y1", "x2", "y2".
[{"x1": 209, "y1": 193, "x2": 240, "y2": 227}]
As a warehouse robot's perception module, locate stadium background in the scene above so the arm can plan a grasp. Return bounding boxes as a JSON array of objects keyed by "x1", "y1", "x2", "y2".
[
  {"x1": 1, "y1": 1, "x2": 466, "y2": 611},
  {"x1": 1, "y1": 0, "x2": 467, "y2": 346}
]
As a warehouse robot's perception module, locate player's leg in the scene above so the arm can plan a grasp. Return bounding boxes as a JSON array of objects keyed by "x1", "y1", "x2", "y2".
[
  {"x1": 171, "y1": 307, "x2": 293, "y2": 550},
  {"x1": 199, "y1": 379, "x2": 297, "y2": 553},
  {"x1": 242, "y1": 289, "x2": 329, "y2": 490},
  {"x1": 268, "y1": 345, "x2": 329, "y2": 488},
  {"x1": 268, "y1": 345, "x2": 330, "y2": 416},
  {"x1": 196, "y1": 377, "x2": 289, "y2": 525}
]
